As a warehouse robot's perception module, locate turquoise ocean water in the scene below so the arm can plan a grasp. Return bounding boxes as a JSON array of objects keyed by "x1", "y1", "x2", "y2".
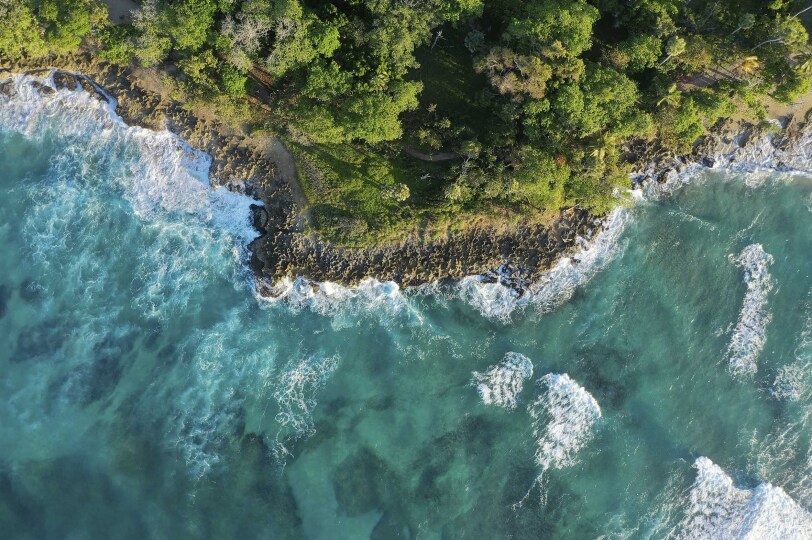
[{"x1": 2, "y1": 75, "x2": 812, "y2": 538}]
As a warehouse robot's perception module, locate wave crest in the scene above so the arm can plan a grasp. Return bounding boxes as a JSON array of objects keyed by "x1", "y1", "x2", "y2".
[
  {"x1": 727, "y1": 244, "x2": 774, "y2": 377},
  {"x1": 458, "y1": 208, "x2": 630, "y2": 322},
  {"x1": 529, "y1": 373, "x2": 602, "y2": 471},
  {"x1": 471, "y1": 352, "x2": 534, "y2": 409},
  {"x1": 677, "y1": 457, "x2": 812, "y2": 540}
]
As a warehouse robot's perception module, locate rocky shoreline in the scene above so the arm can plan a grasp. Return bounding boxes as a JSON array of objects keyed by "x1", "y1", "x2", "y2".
[{"x1": 2, "y1": 54, "x2": 812, "y2": 295}]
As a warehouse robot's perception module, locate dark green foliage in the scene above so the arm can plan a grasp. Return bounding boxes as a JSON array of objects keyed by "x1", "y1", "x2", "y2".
[{"x1": 4, "y1": 0, "x2": 811, "y2": 244}]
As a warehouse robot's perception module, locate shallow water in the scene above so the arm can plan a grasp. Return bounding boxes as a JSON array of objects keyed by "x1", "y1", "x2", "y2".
[{"x1": 2, "y1": 76, "x2": 812, "y2": 538}]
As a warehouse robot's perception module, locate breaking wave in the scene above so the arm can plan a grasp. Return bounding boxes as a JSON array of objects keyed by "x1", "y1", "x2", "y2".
[
  {"x1": 726, "y1": 244, "x2": 774, "y2": 377},
  {"x1": 458, "y1": 208, "x2": 631, "y2": 322},
  {"x1": 529, "y1": 373, "x2": 602, "y2": 471},
  {"x1": 772, "y1": 292, "x2": 812, "y2": 402},
  {"x1": 471, "y1": 352, "x2": 533, "y2": 409},
  {"x1": 257, "y1": 208, "x2": 629, "y2": 324},
  {"x1": 676, "y1": 457, "x2": 812, "y2": 539},
  {"x1": 0, "y1": 72, "x2": 258, "y2": 243}
]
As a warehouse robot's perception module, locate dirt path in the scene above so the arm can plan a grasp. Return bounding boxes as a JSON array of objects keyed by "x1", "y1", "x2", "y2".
[
  {"x1": 403, "y1": 146, "x2": 460, "y2": 162},
  {"x1": 678, "y1": 63, "x2": 740, "y2": 91}
]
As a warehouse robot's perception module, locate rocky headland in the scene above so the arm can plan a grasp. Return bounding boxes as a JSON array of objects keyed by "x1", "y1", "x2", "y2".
[{"x1": 3, "y1": 54, "x2": 812, "y2": 295}]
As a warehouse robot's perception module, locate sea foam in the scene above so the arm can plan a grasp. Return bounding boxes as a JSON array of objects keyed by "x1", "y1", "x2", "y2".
[
  {"x1": 529, "y1": 373, "x2": 602, "y2": 471},
  {"x1": 677, "y1": 457, "x2": 812, "y2": 539},
  {"x1": 457, "y1": 207, "x2": 631, "y2": 322},
  {"x1": 471, "y1": 352, "x2": 533, "y2": 409},
  {"x1": 0, "y1": 72, "x2": 259, "y2": 243},
  {"x1": 726, "y1": 244, "x2": 774, "y2": 377},
  {"x1": 272, "y1": 354, "x2": 339, "y2": 460}
]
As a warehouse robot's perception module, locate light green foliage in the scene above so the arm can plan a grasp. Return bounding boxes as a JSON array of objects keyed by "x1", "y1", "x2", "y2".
[
  {"x1": 660, "y1": 35, "x2": 686, "y2": 65},
  {"x1": 657, "y1": 98, "x2": 704, "y2": 152},
  {"x1": 167, "y1": 0, "x2": 218, "y2": 51},
  {"x1": 506, "y1": 0, "x2": 600, "y2": 57},
  {"x1": 476, "y1": 48, "x2": 553, "y2": 99},
  {"x1": 570, "y1": 65, "x2": 642, "y2": 137},
  {"x1": 0, "y1": 0, "x2": 107, "y2": 59},
  {"x1": 0, "y1": 1, "x2": 47, "y2": 59},
  {"x1": 132, "y1": 0, "x2": 172, "y2": 67},
  {"x1": 338, "y1": 82, "x2": 422, "y2": 143},
  {"x1": 219, "y1": 64, "x2": 248, "y2": 96},
  {"x1": 382, "y1": 183, "x2": 410, "y2": 202},
  {"x1": 99, "y1": 25, "x2": 136, "y2": 65},
  {"x1": 512, "y1": 148, "x2": 568, "y2": 209},
  {"x1": 265, "y1": 0, "x2": 341, "y2": 77},
  {"x1": 675, "y1": 35, "x2": 714, "y2": 73},
  {"x1": 36, "y1": 0, "x2": 107, "y2": 55},
  {"x1": 177, "y1": 49, "x2": 220, "y2": 94},
  {"x1": 774, "y1": 74, "x2": 810, "y2": 103},
  {"x1": 608, "y1": 35, "x2": 662, "y2": 72},
  {"x1": 692, "y1": 88, "x2": 736, "y2": 126}
]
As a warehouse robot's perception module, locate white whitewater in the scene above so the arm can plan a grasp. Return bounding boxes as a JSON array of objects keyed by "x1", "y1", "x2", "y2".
[
  {"x1": 258, "y1": 206, "x2": 630, "y2": 324},
  {"x1": 458, "y1": 207, "x2": 631, "y2": 321},
  {"x1": 0, "y1": 72, "x2": 258, "y2": 243},
  {"x1": 677, "y1": 457, "x2": 812, "y2": 540},
  {"x1": 471, "y1": 352, "x2": 533, "y2": 409},
  {"x1": 529, "y1": 373, "x2": 602, "y2": 471},
  {"x1": 726, "y1": 244, "x2": 774, "y2": 376},
  {"x1": 514, "y1": 372, "x2": 602, "y2": 508}
]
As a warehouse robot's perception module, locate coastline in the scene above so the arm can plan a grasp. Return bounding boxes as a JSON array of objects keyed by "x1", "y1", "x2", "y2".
[{"x1": 3, "y1": 54, "x2": 812, "y2": 295}]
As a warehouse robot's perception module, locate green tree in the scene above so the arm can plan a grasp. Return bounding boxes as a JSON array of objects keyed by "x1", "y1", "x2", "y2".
[
  {"x1": 659, "y1": 36, "x2": 686, "y2": 65},
  {"x1": 506, "y1": 0, "x2": 600, "y2": 57},
  {"x1": 37, "y1": 0, "x2": 107, "y2": 55},
  {"x1": 265, "y1": 0, "x2": 341, "y2": 77},
  {"x1": 0, "y1": 1, "x2": 46, "y2": 59},
  {"x1": 512, "y1": 147, "x2": 568, "y2": 209},
  {"x1": 609, "y1": 35, "x2": 662, "y2": 72},
  {"x1": 731, "y1": 13, "x2": 756, "y2": 36},
  {"x1": 132, "y1": 0, "x2": 172, "y2": 66},
  {"x1": 166, "y1": 0, "x2": 218, "y2": 52},
  {"x1": 338, "y1": 82, "x2": 422, "y2": 143},
  {"x1": 476, "y1": 48, "x2": 553, "y2": 99}
]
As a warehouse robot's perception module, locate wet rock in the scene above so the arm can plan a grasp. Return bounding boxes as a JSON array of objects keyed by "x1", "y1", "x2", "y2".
[
  {"x1": 30, "y1": 81, "x2": 55, "y2": 95},
  {"x1": 52, "y1": 72, "x2": 78, "y2": 91},
  {"x1": 0, "y1": 79, "x2": 16, "y2": 99}
]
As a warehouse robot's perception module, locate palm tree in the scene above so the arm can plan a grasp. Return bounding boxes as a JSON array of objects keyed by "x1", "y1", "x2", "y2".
[
  {"x1": 795, "y1": 54, "x2": 812, "y2": 75},
  {"x1": 738, "y1": 56, "x2": 760, "y2": 76},
  {"x1": 660, "y1": 36, "x2": 687, "y2": 65}
]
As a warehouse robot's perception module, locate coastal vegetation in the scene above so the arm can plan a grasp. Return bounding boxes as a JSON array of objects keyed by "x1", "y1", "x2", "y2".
[{"x1": 2, "y1": 0, "x2": 812, "y2": 244}]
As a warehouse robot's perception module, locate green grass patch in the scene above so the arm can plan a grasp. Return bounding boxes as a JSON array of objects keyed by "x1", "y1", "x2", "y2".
[
  {"x1": 412, "y1": 38, "x2": 494, "y2": 134},
  {"x1": 290, "y1": 141, "x2": 465, "y2": 246}
]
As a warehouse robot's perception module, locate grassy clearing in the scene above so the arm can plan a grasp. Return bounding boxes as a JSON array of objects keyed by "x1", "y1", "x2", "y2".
[{"x1": 411, "y1": 38, "x2": 494, "y2": 135}]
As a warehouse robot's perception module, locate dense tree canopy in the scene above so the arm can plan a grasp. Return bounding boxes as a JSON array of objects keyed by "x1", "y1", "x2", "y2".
[{"x1": 3, "y1": 0, "x2": 812, "y2": 243}]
